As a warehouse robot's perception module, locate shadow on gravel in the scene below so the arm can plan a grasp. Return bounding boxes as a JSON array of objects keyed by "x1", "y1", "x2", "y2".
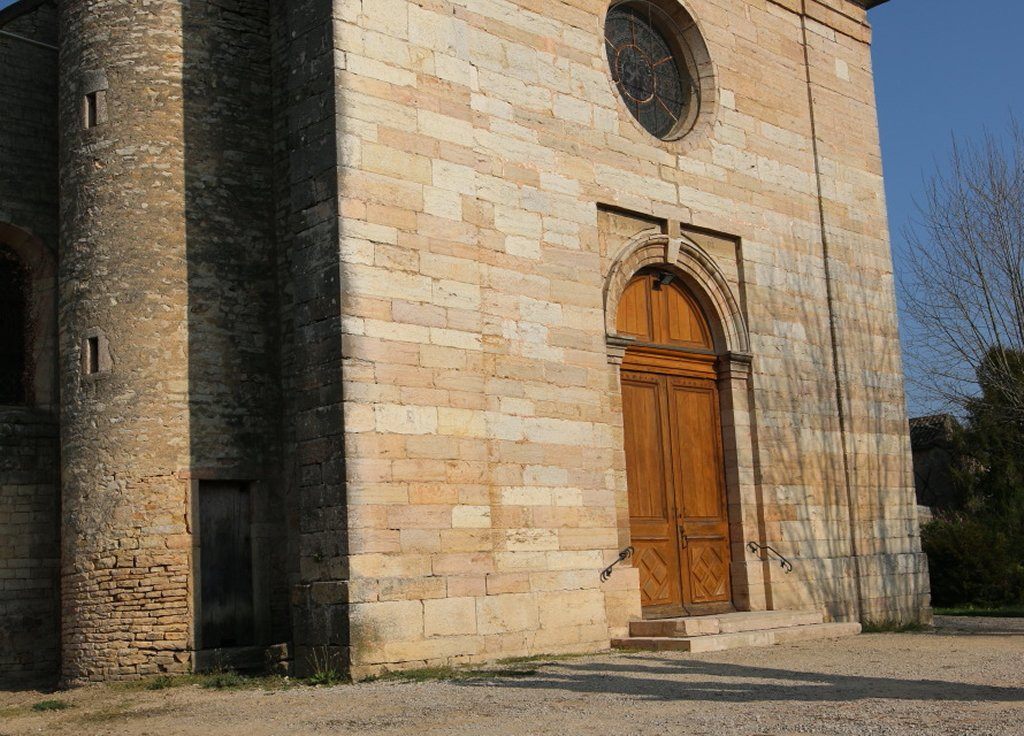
[{"x1": 457, "y1": 656, "x2": 1024, "y2": 704}]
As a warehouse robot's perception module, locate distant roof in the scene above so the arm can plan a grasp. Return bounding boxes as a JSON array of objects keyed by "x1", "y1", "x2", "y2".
[{"x1": 909, "y1": 414, "x2": 960, "y2": 450}]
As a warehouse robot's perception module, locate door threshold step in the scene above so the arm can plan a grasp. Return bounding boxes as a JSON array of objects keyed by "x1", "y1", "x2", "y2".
[
  {"x1": 612, "y1": 622, "x2": 861, "y2": 653},
  {"x1": 630, "y1": 609, "x2": 824, "y2": 638}
]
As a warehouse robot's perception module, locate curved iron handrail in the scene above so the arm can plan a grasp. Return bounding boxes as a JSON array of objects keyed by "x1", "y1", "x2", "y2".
[
  {"x1": 747, "y1": 541, "x2": 793, "y2": 573},
  {"x1": 600, "y1": 546, "x2": 635, "y2": 582}
]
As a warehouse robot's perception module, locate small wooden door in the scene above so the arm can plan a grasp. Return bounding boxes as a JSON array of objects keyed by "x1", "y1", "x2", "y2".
[
  {"x1": 618, "y1": 271, "x2": 732, "y2": 615},
  {"x1": 199, "y1": 481, "x2": 255, "y2": 649}
]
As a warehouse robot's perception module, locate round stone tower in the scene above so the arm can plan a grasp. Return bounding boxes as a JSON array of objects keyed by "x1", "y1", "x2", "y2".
[{"x1": 58, "y1": 0, "x2": 193, "y2": 681}]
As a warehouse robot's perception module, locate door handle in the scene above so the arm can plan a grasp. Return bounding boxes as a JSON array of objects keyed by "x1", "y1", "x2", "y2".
[{"x1": 678, "y1": 526, "x2": 687, "y2": 548}]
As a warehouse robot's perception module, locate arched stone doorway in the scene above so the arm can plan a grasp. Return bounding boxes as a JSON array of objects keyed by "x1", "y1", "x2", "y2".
[
  {"x1": 605, "y1": 231, "x2": 766, "y2": 616},
  {"x1": 618, "y1": 268, "x2": 732, "y2": 615}
]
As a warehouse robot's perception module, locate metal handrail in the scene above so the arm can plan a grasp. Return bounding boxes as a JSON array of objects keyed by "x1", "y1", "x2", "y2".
[
  {"x1": 600, "y1": 546, "x2": 634, "y2": 582},
  {"x1": 747, "y1": 541, "x2": 793, "y2": 573}
]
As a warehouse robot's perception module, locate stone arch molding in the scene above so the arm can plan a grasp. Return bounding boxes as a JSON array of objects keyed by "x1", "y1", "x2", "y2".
[{"x1": 604, "y1": 229, "x2": 750, "y2": 357}]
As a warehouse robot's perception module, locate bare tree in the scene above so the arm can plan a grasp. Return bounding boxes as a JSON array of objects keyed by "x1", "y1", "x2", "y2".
[{"x1": 900, "y1": 119, "x2": 1024, "y2": 425}]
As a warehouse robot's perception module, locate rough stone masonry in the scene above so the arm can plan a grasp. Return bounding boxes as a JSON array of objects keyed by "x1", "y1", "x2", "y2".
[{"x1": 0, "y1": 0, "x2": 928, "y2": 685}]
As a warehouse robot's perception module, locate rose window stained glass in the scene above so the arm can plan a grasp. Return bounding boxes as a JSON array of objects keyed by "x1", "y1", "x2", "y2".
[{"x1": 605, "y1": 3, "x2": 697, "y2": 140}]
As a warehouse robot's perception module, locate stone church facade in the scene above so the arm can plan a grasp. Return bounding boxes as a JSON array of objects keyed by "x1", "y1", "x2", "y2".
[{"x1": 0, "y1": 0, "x2": 928, "y2": 685}]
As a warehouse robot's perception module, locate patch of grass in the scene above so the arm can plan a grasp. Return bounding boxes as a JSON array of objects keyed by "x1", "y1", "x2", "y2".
[
  {"x1": 117, "y1": 670, "x2": 294, "y2": 692},
  {"x1": 935, "y1": 605, "x2": 1024, "y2": 617},
  {"x1": 378, "y1": 665, "x2": 459, "y2": 682},
  {"x1": 861, "y1": 619, "x2": 929, "y2": 633},
  {"x1": 199, "y1": 671, "x2": 298, "y2": 691},
  {"x1": 469, "y1": 668, "x2": 538, "y2": 679},
  {"x1": 379, "y1": 664, "x2": 539, "y2": 683},
  {"x1": 496, "y1": 651, "x2": 595, "y2": 665},
  {"x1": 305, "y1": 646, "x2": 348, "y2": 687},
  {"x1": 31, "y1": 699, "x2": 71, "y2": 712},
  {"x1": 117, "y1": 674, "x2": 197, "y2": 692},
  {"x1": 0, "y1": 705, "x2": 29, "y2": 719},
  {"x1": 77, "y1": 702, "x2": 134, "y2": 724},
  {"x1": 197, "y1": 670, "x2": 248, "y2": 689},
  {"x1": 306, "y1": 669, "x2": 346, "y2": 687},
  {"x1": 141, "y1": 674, "x2": 178, "y2": 690}
]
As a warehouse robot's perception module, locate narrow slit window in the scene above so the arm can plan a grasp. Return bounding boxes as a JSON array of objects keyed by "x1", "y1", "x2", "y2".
[
  {"x1": 85, "y1": 336, "x2": 100, "y2": 375},
  {"x1": 84, "y1": 92, "x2": 98, "y2": 128}
]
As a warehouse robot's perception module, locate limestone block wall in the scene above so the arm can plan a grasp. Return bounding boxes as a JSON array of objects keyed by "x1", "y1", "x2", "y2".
[
  {"x1": 333, "y1": 0, "x2": 927, "y2": 677},
  {"x1": 0, "y1": 0, "x2": 925, "y2": 684},
  {"x1": 58, "y1": 0, "x2": 193, "y2": 681},
  {"x1": 801, "y1": 4, "x2": 930, "y2": 621},
  {"x1": 334, "y1": 0, "x2": 625, "y2": 676}
]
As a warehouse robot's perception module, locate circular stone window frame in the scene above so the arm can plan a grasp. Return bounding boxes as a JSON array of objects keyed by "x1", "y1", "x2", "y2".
[{"x1": 603, "y1": 0, "x2": 717, "y2": 150}]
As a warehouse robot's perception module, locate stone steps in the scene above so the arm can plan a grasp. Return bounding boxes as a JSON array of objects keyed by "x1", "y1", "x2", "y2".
[{"x1": 612, "y1": 610, "x2": 860, "y2": 653}]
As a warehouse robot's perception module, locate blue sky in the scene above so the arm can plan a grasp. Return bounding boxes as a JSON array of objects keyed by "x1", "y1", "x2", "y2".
[
  {"x1": 871, "y1": 0, "x2": 1024, "y2": 414},
  {"x1": 3, "y1": 0, "x2": 1019, "y2": 412}
]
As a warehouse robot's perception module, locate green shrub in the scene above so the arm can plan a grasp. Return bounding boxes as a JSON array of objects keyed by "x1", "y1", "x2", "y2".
[{"x1": 921, "y1": 514, "x2": 1024, "y2": 607}]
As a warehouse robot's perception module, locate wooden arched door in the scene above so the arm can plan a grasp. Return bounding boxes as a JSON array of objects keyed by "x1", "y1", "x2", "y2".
[{"x1": 618, "y1": 269, "x2": 732, "y2": 616}]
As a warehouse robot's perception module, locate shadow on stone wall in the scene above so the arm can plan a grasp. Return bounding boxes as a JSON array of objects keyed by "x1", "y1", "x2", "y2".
[
  {"x1": 181, "y1": 0, "x2": 288, "y2": 665},
  {"x1": 0, "y1": 1, "x2": 60, "y2": 689},
  {"x1": 267, "y1": 0, "x2": 350, "y2": 676},
  {"x1": 181, "y1": 0, "x2": 349, "y2": 675},
  {"x1": 766, "y1": 227, "x2": 927, "y2": 624}
]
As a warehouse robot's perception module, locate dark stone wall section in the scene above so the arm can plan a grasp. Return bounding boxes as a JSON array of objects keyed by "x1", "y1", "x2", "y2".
[
  {"x1": 182, "y1": 0, "x2": 291, "y2": 650},
  {"x1": 269, "y1": 0, "x2": 348, "y2": 676},
  {"x1": 0, "y1": 2, "x2": 60, "y2": 688},
  {"x1": 0, "y1": 3, "x2": 58, "y2": 249},
  {"x1": 0, "y1": 410, "x2": 59, "y2": 686},
  {"x1": 2, "y1": 0, "x2": 347, "y2": 681}
]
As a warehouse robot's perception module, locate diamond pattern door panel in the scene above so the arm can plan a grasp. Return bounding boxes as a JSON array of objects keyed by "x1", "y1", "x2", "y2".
[
  {"x1": 634, "y1": 543, "x2": 674, "y2": 605},
  {"x1": 686, "y1": 539, "x2": 730, "y2": 602}
]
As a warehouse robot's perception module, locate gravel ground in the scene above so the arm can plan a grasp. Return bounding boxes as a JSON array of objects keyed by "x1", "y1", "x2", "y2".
[{"x1": 1, "y1": 616, "x2": 1021, "y2": 736}]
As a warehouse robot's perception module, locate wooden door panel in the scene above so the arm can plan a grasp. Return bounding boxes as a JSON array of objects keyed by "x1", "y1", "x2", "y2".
[
  {"x1": 657, "y1": 281, "x2": 712, "y2": 349},
  {"x1": 667, "y1": 377, "x2": 731, "y2": 606},
  {"x1": 622, "y1": 372, "x2": 682, "y2": 608},
  {"x1": 199, "y1": 481, "x2": 255, "y2": 649},
  {"x1": 669, "y1": 380, "x2": 724, "y2": 520},
  {"x1": 632, "y1": 540, "x2": 680, "y2": 607},
  {"x1": 621, "y1": 376, "x2": 669, "y2": 519},
  {"x1": 617, "y1": 277, "x2": 652, "y2": 340},
  {"x1": 684, "y1": 537, "x2": 731, "y2": 603}
]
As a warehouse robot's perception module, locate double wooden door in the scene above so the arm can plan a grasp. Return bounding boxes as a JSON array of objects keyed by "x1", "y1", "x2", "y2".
[{"x1": 622, "y1": 367, "x2": 732, "y2": 615}]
